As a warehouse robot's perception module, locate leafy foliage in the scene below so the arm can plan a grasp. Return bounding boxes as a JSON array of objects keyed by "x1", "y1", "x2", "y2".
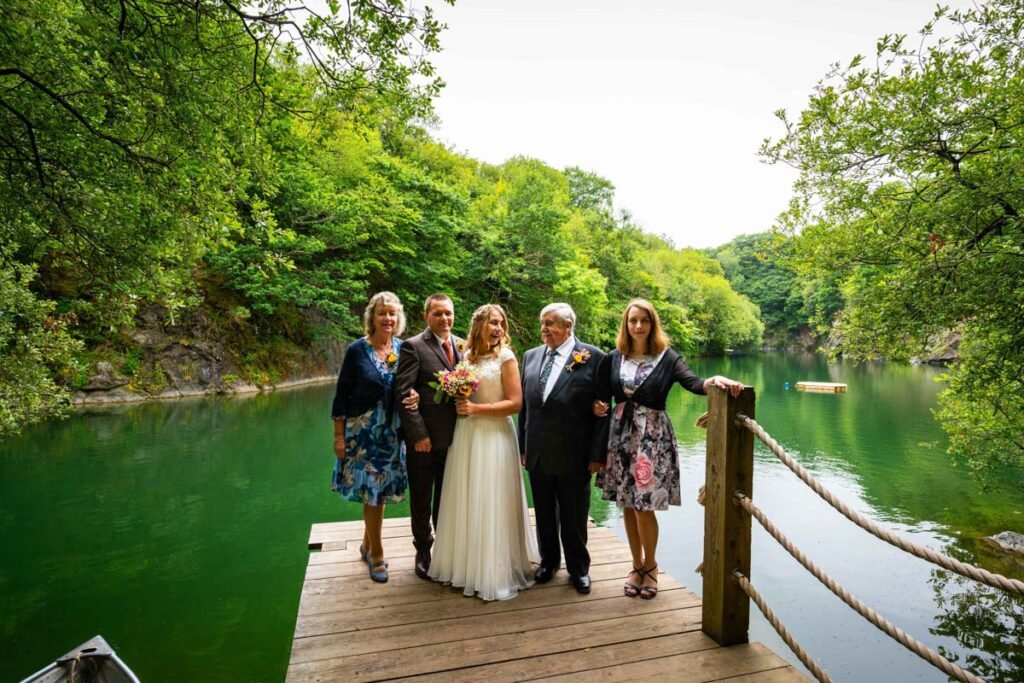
[
  {"x1": 0, "y1": 265, "x2": 81, "y2": 434},
  {"x1": 761, "y1": 0, "x2": 1024, "y2": 483}
]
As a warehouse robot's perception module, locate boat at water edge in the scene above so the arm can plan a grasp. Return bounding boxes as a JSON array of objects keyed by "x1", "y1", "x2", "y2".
[{"x1": 19, "y1": 635, "x2": 140, "y2": 683}]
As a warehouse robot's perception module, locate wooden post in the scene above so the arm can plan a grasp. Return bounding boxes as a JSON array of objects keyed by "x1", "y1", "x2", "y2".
[{"x1": 701, "y1": 385, "x2": 755, "y2": 645}]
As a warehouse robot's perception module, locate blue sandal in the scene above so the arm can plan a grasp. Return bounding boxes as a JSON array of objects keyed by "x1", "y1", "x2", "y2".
[{"x1": 369, "y1": 559, "x2": 389, "y2": 583}]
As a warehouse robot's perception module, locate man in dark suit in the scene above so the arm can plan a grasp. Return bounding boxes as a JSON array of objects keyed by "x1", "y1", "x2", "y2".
[
  {"x1": 518, "y1": 302, "x2": 608, "y2": 594},
  {"x1": 396, "y1": 293, "x2": 462, "y2": 579}
]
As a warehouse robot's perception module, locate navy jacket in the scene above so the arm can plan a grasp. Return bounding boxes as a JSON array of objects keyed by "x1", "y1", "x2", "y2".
[{"x1": 330, "y1": 338, "x2": 401, "y2": 420}]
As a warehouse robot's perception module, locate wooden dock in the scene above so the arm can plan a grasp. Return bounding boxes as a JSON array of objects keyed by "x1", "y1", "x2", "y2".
[{"x1": 286, "y1": 515, "x2": 806, "y2": 682}]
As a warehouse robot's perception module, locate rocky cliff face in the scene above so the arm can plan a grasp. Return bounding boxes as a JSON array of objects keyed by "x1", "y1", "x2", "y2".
[{"x1": 73, "y1": 305, "x2": 344, "y2": 405}]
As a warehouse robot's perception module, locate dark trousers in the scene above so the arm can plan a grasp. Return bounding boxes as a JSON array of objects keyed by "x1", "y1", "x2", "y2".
[
  {"x1": 529, "y1": 469, "x2": 591, "y2": 577},
  {"x1": 407, "y1": 447, "x2": 447, "y2": 554}
]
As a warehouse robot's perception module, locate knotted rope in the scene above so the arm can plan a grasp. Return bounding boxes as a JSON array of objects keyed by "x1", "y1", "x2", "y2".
[
  {"x1": 732, "y1": 570, "x2": 832, "y2": 683},
  {"x1": 735, "y1": 492, "x2": 987, "y2": 683},
  {"x1": 735, "y1": 414, "x2": 1024, "y2": 597}
]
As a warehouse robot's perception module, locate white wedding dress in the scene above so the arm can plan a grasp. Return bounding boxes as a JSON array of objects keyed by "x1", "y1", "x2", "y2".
[{"x1": 428, "y1": 346, "x2": 539, "y2": 600}]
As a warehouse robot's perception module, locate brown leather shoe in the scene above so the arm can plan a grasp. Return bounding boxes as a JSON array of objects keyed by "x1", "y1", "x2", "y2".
[{"x1": 414, "y1": 550, "x2": 431, "y2": 580}]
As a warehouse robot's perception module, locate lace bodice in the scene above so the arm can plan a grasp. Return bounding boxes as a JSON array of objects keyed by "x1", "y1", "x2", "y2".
[{"x1": 468, "y1": 346, "x2": 516, "y2": 404}]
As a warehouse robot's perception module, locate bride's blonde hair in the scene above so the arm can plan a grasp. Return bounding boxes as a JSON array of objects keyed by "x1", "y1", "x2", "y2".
[{"x1": 464, "y1": 304, "x2": 511, "y2": 362}]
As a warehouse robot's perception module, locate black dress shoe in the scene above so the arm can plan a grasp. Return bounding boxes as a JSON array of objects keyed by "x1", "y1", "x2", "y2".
[
  {"x1": 414, "y1": 551, "x2": 431, "y2": 580},
  {"x1": 534, "y1": 566, "x2": 557, "y2": 584},
  {"x1": 571, "y1": 574, "x2": 591, "y2": 594}
]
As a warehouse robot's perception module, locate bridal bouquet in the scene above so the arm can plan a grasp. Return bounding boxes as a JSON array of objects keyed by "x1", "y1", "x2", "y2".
[{"x1": 429, "y1": 361, "x2": 480, "y2": 404}]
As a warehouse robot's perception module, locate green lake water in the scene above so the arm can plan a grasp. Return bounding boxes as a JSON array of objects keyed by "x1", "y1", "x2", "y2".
[{"x1": 1, "y1": 353, "x2": 1021, "y2": 682}]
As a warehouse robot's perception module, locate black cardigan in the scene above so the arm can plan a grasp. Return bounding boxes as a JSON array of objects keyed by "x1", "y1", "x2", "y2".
[
  {"x1": 330, "y1": 338, "x2": 400, "y2": 420},
  {"x1": 596, "y1": 348, "x2": 706, "y2": 410}
]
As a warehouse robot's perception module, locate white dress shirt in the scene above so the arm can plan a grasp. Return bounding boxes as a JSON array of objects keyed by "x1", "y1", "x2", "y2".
[{"x1": 542, "y1": 335, "x2": 577, "y2": 401}]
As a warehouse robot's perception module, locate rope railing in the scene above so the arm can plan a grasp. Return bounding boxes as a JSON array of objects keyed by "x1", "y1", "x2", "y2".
[
  {"x1": 735, "y1": 413, "x2": 1024, "y2": 597},
  {"x1": 734, "y1": 492, "x2": 987, "y2": 683},
  {"x1": 732, "y1": 570, "x2": 833, "y2": 683}
]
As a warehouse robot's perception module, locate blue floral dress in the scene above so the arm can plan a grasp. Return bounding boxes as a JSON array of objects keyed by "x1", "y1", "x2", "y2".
[
  {"x1": 332, "y1": 338, "x2": 408, "y2": 505},
  {"x1": 597, "y1": 352, "x2": 682, "y2": 511}
]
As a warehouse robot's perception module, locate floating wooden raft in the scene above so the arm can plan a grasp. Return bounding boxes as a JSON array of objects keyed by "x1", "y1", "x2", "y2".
[{"x1": 796, "y1": 381, "x2": 847, "y2": 393}]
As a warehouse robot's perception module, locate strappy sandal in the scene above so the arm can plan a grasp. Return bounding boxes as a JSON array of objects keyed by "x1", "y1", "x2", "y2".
[
  {"x1": 369, "y1": 559, "x2": 389, "y2": 583},
  {"x1": 358, "y1": 544, "x2": 370, "y2": 566},
  {"x1": 623, "y1": 566, "x2": 643, "y2": 597},
  {"x1": 639, "y1": 564, "x2": 658, "y2": 600}
]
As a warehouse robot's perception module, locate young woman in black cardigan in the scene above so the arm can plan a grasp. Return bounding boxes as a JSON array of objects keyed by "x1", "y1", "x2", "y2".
[{"x1": 594, "y1": 299, "x2": 743, "y2": 599}]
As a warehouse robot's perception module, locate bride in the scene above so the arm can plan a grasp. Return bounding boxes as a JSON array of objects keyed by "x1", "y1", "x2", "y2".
[{"x1": 428, "y1": 303, "x2": 539, "y2": 600}]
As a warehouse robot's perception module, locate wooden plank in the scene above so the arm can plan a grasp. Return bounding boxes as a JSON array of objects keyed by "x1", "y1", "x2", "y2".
[
  {"x1": 718, "y1": 667, "x2": 809, "y2": 682},
  {"x1": 536, "y1": 642, "x2": 794, "y2": 682},
  {"x1": 306, "y1": 537, "x2": 639, "y2": 581},
  {"x1": 309, "y1": 510, "x2": 597, "y2": 547},
  {"x1": 702, "y1": 386, "x2": 754, "y2": 646},
  {"x1": 291, "y1": 584, "x2": 698, "y2": 664},
  {"x1": 286, "y1": 608, "x2": 702, "y2": 683},
  {"x1": 294, "y1": 576, "x2": 692, "y2": 639},
  {"x1": 391, "y1": 631, "x2": 720, "y2": 683},
  {"x1": 303, "y1": 528, "x2": 622, "y2": 573},
  {"x1": 296, "y1": 554, "x2": 643, "y2": 615},
  {"x1": 310, "y1": 518, "x2": 607, "y2": 549}
]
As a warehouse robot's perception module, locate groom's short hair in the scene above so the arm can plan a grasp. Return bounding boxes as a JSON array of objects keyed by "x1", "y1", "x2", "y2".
[
  {"x1": 540, "y1": 302, "x2": 575, "y2": 329},
  {"x1": 423, "y1": 293, "x2": 453, "y2": 313}
]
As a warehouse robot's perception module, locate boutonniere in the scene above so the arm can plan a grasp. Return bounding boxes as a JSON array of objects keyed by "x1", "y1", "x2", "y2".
[
  {"x1": 386, "y1": 351, "x2": 398, "y2": 368},
  {"x1": 455, "y1": 340, "x2": 466, "y2": 353},
  {"x1": 565, "y1": 348, "x2": 591, "y2": 372}
]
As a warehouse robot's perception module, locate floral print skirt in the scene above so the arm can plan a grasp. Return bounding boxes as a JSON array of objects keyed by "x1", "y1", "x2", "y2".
[
  {"x1": 597, "y1": 403, "x2": 681, "y2": 511},
  {"x1": 332, "y1": 403, "x2": 407, "y2": 506}
]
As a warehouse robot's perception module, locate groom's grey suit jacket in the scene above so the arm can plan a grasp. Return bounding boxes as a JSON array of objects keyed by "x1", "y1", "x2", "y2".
[{"x1": 518, "y1": 340, "x2": 609, "y2": 476}]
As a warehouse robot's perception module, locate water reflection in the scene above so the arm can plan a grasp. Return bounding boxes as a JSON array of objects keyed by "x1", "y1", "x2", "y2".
[{"x1": 931, "y1": 565, "x2": 1024, "y2": 682}]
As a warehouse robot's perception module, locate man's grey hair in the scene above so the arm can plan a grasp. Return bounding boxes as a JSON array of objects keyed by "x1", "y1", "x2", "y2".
[{"x1": 540, "y1": 302, "x2": 576, "y2": 329}]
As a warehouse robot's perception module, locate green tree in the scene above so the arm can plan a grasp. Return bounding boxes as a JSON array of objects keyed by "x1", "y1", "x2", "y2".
[
  {"x1": 0, "y1": 0, "x2": 449, "y2": 432},
  {"x1": 761, "y1": 0, "x2": 1024, "y2": 485},
  {"x1": 0, "y1": 265, "x2": 81, "y2": 435}
]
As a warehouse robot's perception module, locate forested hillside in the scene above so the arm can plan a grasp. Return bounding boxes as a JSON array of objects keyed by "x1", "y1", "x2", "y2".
[{"x1": 0, "y1": 1, "x2": 762, "y2": 436}]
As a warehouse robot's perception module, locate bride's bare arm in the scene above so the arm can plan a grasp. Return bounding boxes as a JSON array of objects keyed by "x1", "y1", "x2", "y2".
[{"x1": 455, "y1": 357, "x2": 523, "y2": 417}]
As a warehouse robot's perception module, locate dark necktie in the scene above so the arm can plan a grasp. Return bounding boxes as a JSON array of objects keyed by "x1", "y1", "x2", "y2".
[
  {"x1": 442, "y1": 339, "x2": 454, "y2": 367},
  {"x1": 539, "y1": 348, "x2": 558, "y2": 394}
]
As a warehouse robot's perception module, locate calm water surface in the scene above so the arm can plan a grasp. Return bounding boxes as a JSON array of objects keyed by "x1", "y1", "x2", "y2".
[{"x1": 1, "y1": 353, "x2": 1021, "y2": 682}]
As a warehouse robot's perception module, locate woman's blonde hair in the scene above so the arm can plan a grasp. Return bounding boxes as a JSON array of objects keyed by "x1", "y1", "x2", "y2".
[
  {"x1": 363, "y1": 291, "x2": 407, "y2": 337},
  {"x1": 465, "y1": 304, "x2": 511, "y2": 361},
  {"x1": 616, "y1": 299, "x2": 670, "y2": 356}
]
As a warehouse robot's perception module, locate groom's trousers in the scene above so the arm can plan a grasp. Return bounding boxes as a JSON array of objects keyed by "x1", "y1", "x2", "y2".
[
  {"x1": 407, "y1": 447, "x2": 447, "y2": 553},
  {"x1": 529, "y1": 469, "x2": 591, "y2": 577}
]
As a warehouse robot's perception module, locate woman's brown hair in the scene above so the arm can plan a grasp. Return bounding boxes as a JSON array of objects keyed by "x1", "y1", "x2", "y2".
[
  {"x1": 464, "y1": 304, "x2": 511, "y2": 362},
  {"x1": 615, "y1": 299, "x2": 670, "y2": 356}
]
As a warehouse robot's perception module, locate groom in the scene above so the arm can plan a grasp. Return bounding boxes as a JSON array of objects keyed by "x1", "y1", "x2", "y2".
[
  {"x1": 518, "y1": 303, "x2": 608, "y2": 594},
  {"x1": 396, "y1": 293, "x2": 461, "y2": 580}
]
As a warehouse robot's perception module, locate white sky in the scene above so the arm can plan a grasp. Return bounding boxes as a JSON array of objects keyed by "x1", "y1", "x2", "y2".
[{"x1": 426, "y1": 0, "x2": 970, "y2": 248}]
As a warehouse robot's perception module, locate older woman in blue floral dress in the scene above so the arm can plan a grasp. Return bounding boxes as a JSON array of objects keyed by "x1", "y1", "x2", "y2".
[
  {"x1": 331, "y1": 291, "x2": 416, "y2": 583},
  {"x1": 594, "y1": 299, "x2": 743, "y2": 599}
]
